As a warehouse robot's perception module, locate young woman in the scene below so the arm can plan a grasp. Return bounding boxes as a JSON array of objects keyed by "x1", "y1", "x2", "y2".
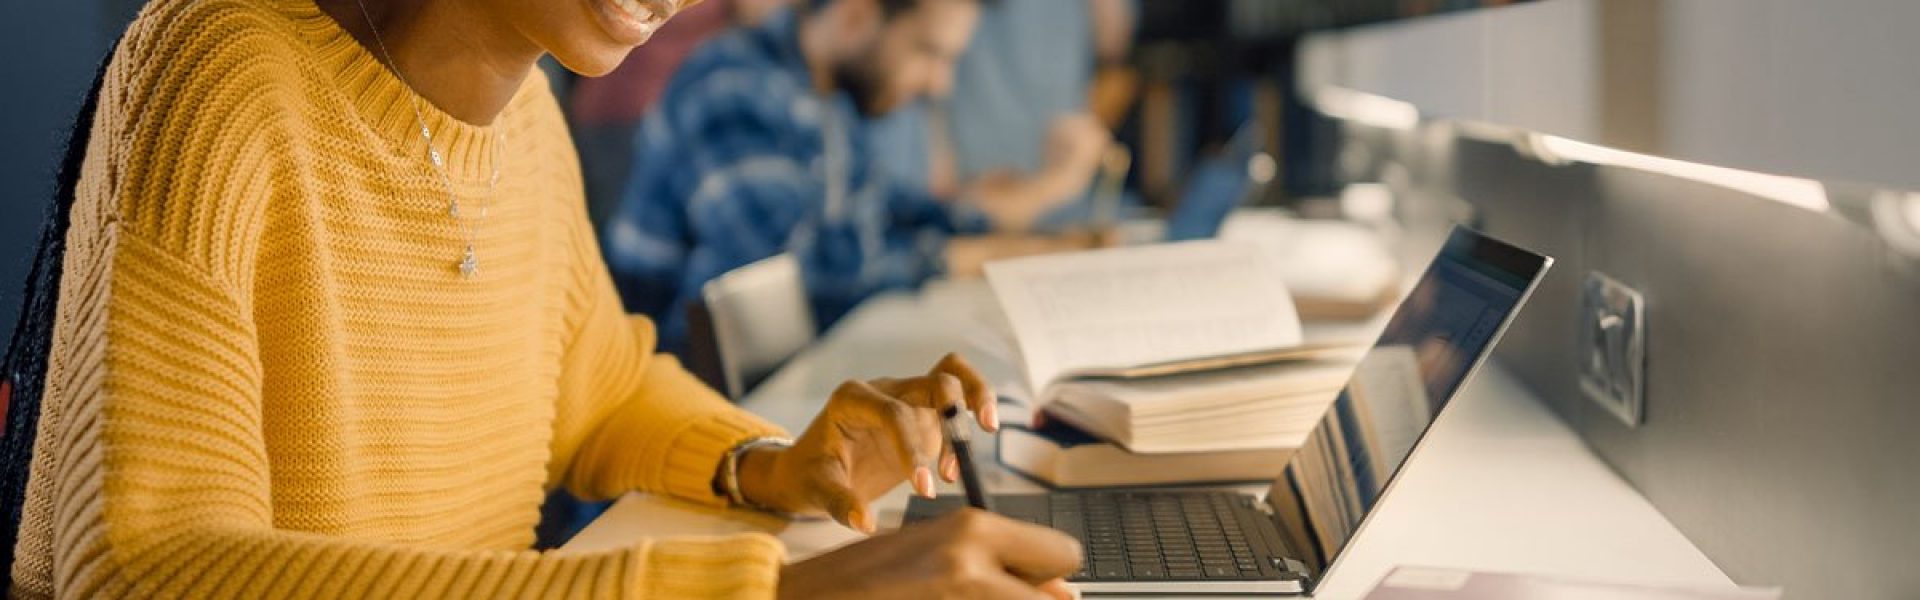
[{"x1": 0, "y1": 0, "x2": 1079, "y2": 597}]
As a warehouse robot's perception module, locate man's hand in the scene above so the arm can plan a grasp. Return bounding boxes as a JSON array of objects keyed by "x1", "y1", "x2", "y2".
[
  {"x1": 964, "y1": 113, "x2": 1114, "y2": 232},
  {"x1": 1043, "y1": 113, "x2": 1113, "y2": 187},
  {"x1": 779, "y1": 509, "x2": 1082, "y2": 600},
  {"x1": 735, "y1": 353, "x2": 997, "y2": 532}
]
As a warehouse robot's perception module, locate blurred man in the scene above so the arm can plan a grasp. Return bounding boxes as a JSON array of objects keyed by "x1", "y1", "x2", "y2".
[
  {"x1": 568, "y1": 0, "x2": 795, "y2": 225},
  {"x1": 871, "y1": 0, "x2": 1136, "y2": 217},
  {"x1": 603, "y1": 0, "x2": 1106, "y2": 352}
]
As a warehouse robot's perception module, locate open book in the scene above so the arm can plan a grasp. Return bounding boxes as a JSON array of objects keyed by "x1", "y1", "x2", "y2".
[
  {"x1": 1040, "y1": 359, "x2": 1357, "y2": 452},
  {"x1": 986, "y1": 241, "x2": 1362, "y2": 453}
]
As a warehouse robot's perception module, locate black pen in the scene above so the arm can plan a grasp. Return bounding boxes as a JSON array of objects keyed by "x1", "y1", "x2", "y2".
[{"x1": 939, "y1": 406, "x2": 994, "y2": 512}]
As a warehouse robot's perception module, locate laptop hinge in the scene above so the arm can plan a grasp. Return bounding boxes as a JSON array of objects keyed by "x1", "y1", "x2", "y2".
[
  {"x1": 1279, "y1": 558, "x2": 1311, "y2": 581},
  {"x1": 1245, "y1": 500, "x2": 1314, "y2": 586}
]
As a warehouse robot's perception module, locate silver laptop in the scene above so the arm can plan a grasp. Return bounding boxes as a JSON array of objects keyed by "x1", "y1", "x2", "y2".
[{"x1": 907, "y1": 226, "x2": 1554, "y2": 595}]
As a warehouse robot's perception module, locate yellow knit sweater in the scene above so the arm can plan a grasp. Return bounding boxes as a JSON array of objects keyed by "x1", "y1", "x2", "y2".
[{"x1": 10, "y1": 0, "x2": 792, "y2": 597}]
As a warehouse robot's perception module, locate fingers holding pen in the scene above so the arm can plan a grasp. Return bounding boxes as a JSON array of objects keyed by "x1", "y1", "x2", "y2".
[{"x1": 932, "y1": 352, "x2": 998, "y2": 431}]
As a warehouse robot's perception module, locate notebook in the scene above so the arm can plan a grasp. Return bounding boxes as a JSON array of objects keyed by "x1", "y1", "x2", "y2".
[{"x1": 1364, "y1": 567, "x2": 1783, "y2": 600}]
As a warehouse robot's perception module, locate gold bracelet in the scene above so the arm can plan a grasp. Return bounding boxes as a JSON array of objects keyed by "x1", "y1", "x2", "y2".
[{"x1": 718, "y1": 436, "x2": 795, "y2": 511}]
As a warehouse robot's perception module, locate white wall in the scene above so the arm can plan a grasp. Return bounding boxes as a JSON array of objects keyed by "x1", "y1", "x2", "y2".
[
  {"x1": 1661, "y1": 0, "x2": 1920, "y2": 190},
  {"x1": 1300, "y1": 0, "x2": 1920, "y2": 191},
  {"x1": 1299, "y1": 0, "x2": 1601, "y2": 142}
]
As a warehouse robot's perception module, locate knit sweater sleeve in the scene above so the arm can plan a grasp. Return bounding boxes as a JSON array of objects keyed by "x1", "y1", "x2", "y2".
[
  {"x1": 550, "y1": 209, "x2": 790, "y2": 505},
  {"x1": 77, "y1": 231, "x2": 784, "y2": 599},
  {"x1": 26, "y1": 2, "x2": 784, "y2": 598}
]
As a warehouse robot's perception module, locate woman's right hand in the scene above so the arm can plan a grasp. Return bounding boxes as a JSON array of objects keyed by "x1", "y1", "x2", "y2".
[{"x1": 777, "y1": 509, "x2": 1083, "y2": 600}]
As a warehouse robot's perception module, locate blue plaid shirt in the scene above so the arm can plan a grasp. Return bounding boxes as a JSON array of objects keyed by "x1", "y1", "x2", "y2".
[{"x1": 601, "y1": 8, "x2": 988, "y2": 352}]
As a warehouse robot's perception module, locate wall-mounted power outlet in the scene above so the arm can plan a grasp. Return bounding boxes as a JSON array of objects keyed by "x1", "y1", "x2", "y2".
[{"x1": 1579, "y1": 272, "x2": 1646, "y2": 427}]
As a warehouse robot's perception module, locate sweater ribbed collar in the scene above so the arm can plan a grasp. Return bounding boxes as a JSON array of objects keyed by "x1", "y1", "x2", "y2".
[{"x1": 282, "y1": 0, "x2": 535, "y2": 183}]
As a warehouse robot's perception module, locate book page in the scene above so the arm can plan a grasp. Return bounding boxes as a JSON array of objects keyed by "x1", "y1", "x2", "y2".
[{"x1": 986, "y1": 241, "x2": 1304, "y2": 393}]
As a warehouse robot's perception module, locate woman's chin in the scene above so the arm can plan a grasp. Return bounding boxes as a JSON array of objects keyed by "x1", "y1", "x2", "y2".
[{"x1": 548, "y1": 50, "x2": 630, "y2": 78}]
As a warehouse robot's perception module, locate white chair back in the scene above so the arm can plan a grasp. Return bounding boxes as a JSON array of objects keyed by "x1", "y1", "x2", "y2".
[{"x1": 701, "y1": 254, "x2": 816, "y2": 399}]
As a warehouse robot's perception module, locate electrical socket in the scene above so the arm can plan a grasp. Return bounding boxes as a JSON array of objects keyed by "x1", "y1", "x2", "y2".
[{"x1": 1579, "y1": 272, "x2": 1646, "y2": 427}]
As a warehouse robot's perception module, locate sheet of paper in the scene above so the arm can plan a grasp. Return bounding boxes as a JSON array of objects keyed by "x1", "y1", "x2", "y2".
[
  {"x1": 559, "y1": 493, "x2": 868, "y2": 561},
  {"x1": 985, "y1": 241, "x2": 1303, "y2": 393}
]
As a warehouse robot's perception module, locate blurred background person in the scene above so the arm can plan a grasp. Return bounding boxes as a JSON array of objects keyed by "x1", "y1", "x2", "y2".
[
  {"x1": 869, "y1": 0, "x2": 1138, "y2": 230},
  {"x1": 602, "y1": 0, "x2": 1109, "y2": 354},
  {"x1": 568, "y1": 0, "x2": 796, "y2": 226}
]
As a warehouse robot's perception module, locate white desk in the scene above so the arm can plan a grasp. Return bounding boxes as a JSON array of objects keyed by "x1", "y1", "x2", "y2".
[{"x1": 565, "y1": 281, "x2": 1733, "y2": 598}]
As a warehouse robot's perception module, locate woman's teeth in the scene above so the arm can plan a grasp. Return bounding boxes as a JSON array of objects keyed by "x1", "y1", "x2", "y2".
[{"x1": 614, "y1": 0, "x2": 669, "y2": 27}]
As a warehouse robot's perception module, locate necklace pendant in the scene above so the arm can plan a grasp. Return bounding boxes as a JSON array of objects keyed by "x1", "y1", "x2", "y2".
[{"x1": 458, "y1": 244, "x2": 479, "y2": 279}]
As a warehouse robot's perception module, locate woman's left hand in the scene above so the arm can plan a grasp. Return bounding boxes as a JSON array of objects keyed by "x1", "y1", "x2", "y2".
[{"x1": 734, "y1": 353, "x2": 999, "y2": 532}]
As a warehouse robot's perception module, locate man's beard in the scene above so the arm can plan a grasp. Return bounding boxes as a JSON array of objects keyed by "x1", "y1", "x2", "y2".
[{"x1": 833, "y1": 56, "x2": 890, "y2": 118}]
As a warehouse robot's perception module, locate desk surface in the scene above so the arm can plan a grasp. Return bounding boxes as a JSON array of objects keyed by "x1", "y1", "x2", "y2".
[{"x1": 565, "y1": 281, "x2": 1732, "y2": 599}]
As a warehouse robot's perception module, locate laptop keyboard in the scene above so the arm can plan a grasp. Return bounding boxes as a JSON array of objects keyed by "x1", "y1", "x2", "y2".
[{"x1": 1005, "y1": 492, "x2": 1272, "y2": 582}]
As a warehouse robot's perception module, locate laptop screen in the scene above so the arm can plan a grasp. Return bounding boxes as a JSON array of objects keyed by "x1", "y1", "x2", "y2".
[{"x1": 1266, "y1": 227, "x2": 1551, "y2": 580}]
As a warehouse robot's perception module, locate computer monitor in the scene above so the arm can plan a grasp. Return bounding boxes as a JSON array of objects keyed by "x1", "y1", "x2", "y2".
[{"x1": 1265, "y1": 226, "x2": 1553, "y2": 585}]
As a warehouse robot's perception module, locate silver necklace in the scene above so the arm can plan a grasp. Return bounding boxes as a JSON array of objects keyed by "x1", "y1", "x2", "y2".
[{"x1": 352, "y1": 0, "x2": 500, "y2": 279}]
